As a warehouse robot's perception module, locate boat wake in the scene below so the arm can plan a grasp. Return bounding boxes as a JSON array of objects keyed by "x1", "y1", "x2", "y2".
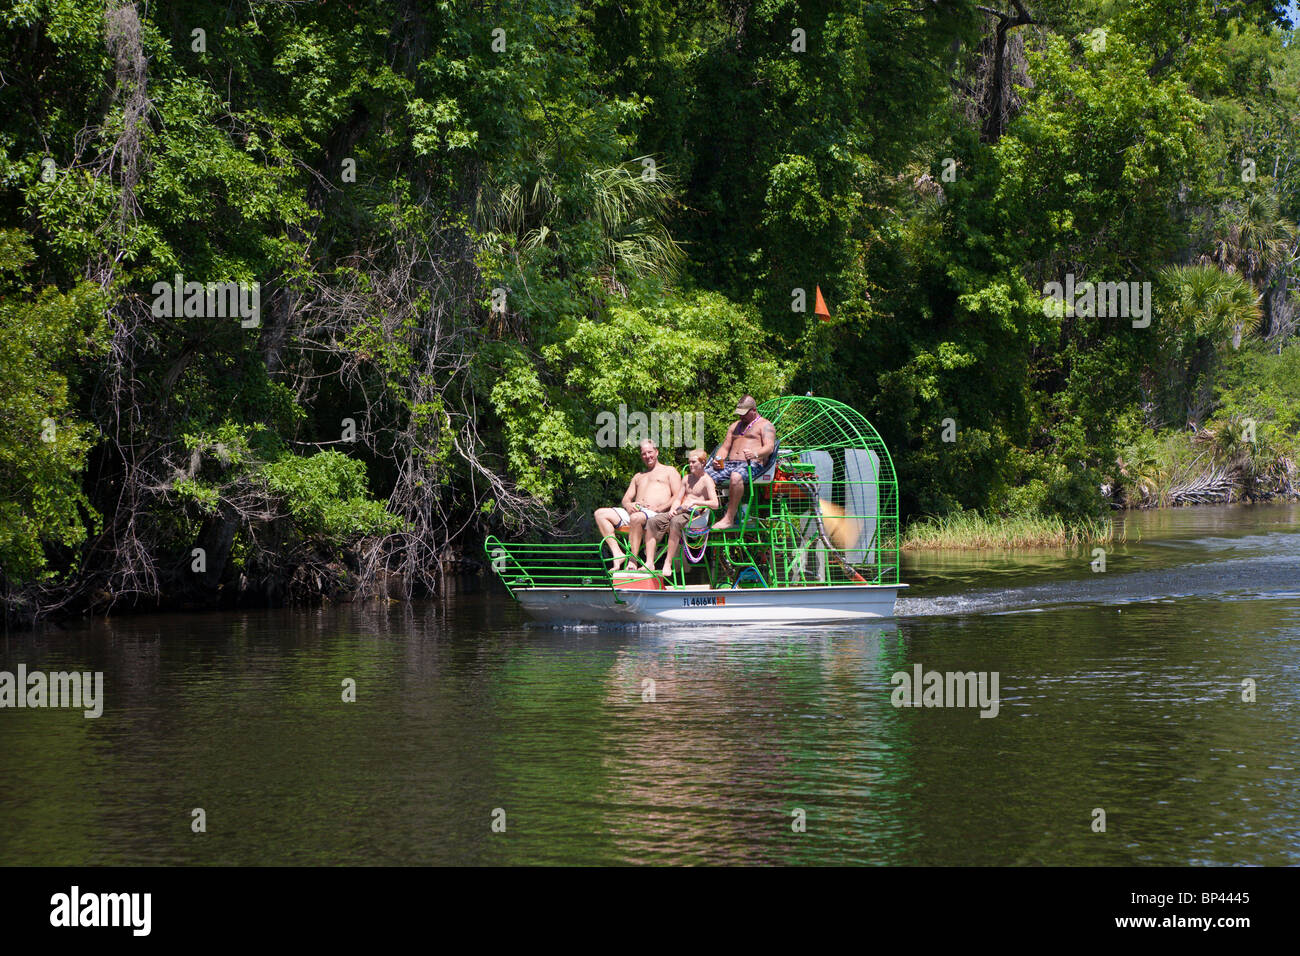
[{"x1": 897, "y1": 550, "x2": 1300, "y2": 619}]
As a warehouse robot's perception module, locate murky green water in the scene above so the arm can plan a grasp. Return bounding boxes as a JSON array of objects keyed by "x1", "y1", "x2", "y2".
[{"x1": 2, "y1": 503, "x2": 1298, "y2": 865}]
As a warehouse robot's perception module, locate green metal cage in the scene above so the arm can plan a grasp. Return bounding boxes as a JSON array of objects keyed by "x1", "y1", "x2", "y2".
[{"x1": 742, "y1": 394, "x2": 901, "y2": 587}]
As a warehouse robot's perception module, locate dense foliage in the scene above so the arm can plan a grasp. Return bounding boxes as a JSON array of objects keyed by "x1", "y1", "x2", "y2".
[{"x1": 1, "y1": 0, "x2": 1297, "y2": 618}]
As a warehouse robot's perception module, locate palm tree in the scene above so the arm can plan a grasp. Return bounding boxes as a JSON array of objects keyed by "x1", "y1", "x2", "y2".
[
  {"x1": 1117, "y1": 437, "x2": 1164, "y2": 506},
  {"x1": 474, "y1": 156, "x2": 683, "y2": 291},
  {"x1": 1208, "y1": 191, "x2": 1298, "y2": 337},
  {"x1": 1158, "y1": 264, "x2": 1260, "y2": 350},
  {"x1": 1152, "y1": 264, "x2": 1261, "y2": 428},
  {"x1": 584, "y1": 161, "x2": 684, "y2": 288}
]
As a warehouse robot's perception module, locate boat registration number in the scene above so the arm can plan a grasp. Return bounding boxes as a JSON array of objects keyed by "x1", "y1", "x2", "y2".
[{"x1": 682, "y1": 596, "x2": 725, "y2": 607}]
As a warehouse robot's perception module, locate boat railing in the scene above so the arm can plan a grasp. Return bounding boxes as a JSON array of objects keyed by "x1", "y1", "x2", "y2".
[{"x1": 484, "y1": 535, "x2": 615, "y2": 596}]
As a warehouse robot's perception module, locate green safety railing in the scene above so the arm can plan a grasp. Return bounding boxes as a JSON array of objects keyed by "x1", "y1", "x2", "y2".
[{"x1": 484, "y1": 536, "x2": 617, "y2": 597}]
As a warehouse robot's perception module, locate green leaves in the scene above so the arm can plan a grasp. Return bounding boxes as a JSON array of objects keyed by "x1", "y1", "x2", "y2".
[
  {"x1": 1158, "y1": 264, "x2": 1260, "y2": 347},
  {"x1": 487, "y1": 289, "x2": 786, "y2": 508},
  {"x1": 993, "y1": 31, "x2": 1210, "y2": 273},
  {"x1": 0, "y1": 229, "x2": 107, "y2": 583},
  {"x1": 3, "y1": 0, "x2": 1298, "y2": 604},
  {"x1": 263, "y1": 451, "x2": 402, "y2": 542}
]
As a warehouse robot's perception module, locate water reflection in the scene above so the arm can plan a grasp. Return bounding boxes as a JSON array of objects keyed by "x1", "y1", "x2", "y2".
[{"x1": 2, "y1": 504, "x2": 1299, "y2": 864}]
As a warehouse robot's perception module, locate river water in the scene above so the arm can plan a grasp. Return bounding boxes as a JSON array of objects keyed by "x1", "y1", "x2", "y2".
[{"x1": 2, "y1": 504, "x2": 1298, "y2": 865}]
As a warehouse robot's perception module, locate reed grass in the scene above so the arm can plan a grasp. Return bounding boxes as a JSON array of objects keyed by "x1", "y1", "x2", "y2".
[{"x1": 902, "y1": 511, "x2": 1117, "y2": 550}]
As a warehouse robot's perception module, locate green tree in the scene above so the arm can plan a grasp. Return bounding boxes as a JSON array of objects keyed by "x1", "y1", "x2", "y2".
[{"x1": 0, "y1": 229, "x2": 107, "y2": 585}]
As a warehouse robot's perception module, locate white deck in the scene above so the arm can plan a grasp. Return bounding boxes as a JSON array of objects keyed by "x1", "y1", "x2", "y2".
[{"x1": 515, "y1": 583, "x2": 905, "y2": 625}]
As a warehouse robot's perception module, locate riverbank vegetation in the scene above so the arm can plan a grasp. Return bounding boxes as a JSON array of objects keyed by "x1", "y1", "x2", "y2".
[
  {"x1": 902, "y1": 512, "x2": 1117, "y2": 551},
  {"x1": 1, "y1": 1, "x2": 1298, "y2": 619}
]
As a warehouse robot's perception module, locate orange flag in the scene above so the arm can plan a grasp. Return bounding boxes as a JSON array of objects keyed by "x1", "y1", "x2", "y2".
[{"x1": 814, "y1": 285, "x2": 831, "y2": 320}]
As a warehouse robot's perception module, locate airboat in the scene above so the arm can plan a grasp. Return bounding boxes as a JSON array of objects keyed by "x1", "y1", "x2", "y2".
[{"x1": 485, "y1": 395, "x2": 906, "y2": 625}]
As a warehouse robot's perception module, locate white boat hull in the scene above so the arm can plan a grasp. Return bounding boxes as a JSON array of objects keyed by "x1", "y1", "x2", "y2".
[{"x1": 515, "y1": 584, "x2": 906, "y2": 625}]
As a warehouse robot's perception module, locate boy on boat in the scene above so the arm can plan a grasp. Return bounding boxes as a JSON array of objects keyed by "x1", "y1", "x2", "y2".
[
  {"x1": 593, "y1": 438, "x2": 682, "y2": 571},
  {"x1": 706, "y1": 394, "x2": 775, "y2": 530},
  {"x1": 646, "y1": 449, "x2": 720, "y2": 575}
]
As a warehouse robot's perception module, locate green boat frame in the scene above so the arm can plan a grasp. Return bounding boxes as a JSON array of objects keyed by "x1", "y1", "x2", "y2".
[{"x1": 485, "y1": 395, "x2": 905, "y2": 624}]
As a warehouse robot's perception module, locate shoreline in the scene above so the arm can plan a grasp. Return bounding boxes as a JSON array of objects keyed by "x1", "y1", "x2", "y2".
[{"x1": 9, "y1": 500, "x2": 1300, "y2": 628}]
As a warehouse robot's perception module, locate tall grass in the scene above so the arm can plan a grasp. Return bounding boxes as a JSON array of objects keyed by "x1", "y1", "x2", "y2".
[{"x1": 902, "y1": 511, "x2": 1117, "y2": 550}]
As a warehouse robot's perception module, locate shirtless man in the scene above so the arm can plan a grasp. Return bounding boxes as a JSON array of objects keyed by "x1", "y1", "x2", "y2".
[
  {"x1": 706, "y1": 394, "x2": 776, "y2": 530},
  {"x1": 593, "y1": 438, "x2": 682, "y2": 570},
  {"x1": 646, "y1": 449, "x2": 720, "y2": 574}
]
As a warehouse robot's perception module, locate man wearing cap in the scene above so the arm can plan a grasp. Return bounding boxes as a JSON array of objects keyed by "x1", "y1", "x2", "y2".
[{"x1": 706, "y1": 395, "x2": 776, "y2": 530}]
